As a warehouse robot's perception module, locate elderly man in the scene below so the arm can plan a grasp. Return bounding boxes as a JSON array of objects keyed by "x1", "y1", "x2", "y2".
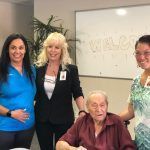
[{"x1": 56, "y1": 90, "x2": 136, "y2": 150}]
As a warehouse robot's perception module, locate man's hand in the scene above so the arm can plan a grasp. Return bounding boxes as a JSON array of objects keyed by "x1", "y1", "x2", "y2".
[{"x1": 76, "y1": 146, "x2": 87, "y2": 150}]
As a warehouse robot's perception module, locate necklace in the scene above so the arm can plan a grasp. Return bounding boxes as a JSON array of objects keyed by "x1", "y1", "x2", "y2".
[{"x1": 44, "y1": 75, "x2": 56, "y2": 84}]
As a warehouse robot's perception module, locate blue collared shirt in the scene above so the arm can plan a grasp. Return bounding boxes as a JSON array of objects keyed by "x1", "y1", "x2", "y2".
[{"x1": 0, "y1": 65, "x2": 36, "y2": 131}]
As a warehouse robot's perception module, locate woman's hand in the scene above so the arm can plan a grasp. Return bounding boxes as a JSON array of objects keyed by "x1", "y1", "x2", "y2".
[
  {"x1": 78, "y1": 111, "x2": 86, "y2": 118},
  {"x1": 11, "y1": 109, "x2": 29, "y2": 123}
]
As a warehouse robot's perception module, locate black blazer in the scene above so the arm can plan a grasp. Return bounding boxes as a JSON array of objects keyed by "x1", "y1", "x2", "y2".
[{"x1": 35, "y1": 64, "x2": 83, "y2": 124}]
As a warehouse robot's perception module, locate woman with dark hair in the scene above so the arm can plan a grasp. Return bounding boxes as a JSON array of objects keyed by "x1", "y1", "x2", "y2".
[
  {"x1": 120, "y1": 35, "x2": 150, "y2": 149},
  {"x1": 0, "y1": 33, "x2": 36, "y2": 150}
]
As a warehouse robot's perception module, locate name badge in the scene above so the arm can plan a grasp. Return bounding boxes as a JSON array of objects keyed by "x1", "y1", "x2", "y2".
[
  {"x1": 60, "y1": 71, "x2": 66, "y2": 81},
  {"x1": 144, "y1": 76, "x2": 150, "y2": 88}
]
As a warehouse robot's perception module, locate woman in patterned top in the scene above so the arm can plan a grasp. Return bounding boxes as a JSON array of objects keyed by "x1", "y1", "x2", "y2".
[{"x1": 120, "y1": 35, "x2": 150, "y2": 149}]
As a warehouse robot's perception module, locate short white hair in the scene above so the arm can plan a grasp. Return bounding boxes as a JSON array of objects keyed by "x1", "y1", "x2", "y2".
[{"x1": 86, "y1": 90, "x2": 108, "y2": 105}]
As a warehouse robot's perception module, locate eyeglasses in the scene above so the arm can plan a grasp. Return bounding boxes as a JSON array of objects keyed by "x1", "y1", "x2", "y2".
[{"x1": 133, "y1": 51, "x2": 150, "y2": 57}]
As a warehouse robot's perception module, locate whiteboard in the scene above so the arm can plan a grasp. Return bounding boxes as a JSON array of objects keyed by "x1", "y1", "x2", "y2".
[{"x1": 75, "y1": 5, "x2": 150, "y2": 79}]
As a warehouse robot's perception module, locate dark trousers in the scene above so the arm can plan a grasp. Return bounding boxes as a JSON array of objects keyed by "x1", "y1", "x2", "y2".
[
  {"x1": 0, "y1": 126, "x2": 34, "y2": 150},
  {"x1": 36, "y1": 121, "x2": 73, "y2": 150}
]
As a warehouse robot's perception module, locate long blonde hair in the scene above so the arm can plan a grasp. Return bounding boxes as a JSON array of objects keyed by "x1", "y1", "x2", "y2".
[{"x1": 35, "y1": 32, "x2": 72, "y2": 69}]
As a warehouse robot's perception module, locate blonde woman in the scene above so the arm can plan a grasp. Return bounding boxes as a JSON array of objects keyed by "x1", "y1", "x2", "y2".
[{"x1": 34, "y1": 32, "x2": 85, "y2": 150}]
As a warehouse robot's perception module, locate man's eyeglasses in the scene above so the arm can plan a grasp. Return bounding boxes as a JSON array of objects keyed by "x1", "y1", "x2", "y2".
[{"x1": 133, "y1": 51, "x2": 150, "y2": 57}]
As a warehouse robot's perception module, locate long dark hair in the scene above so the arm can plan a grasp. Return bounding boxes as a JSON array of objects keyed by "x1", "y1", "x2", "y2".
[{"x1": 0, "y1": 33, "x2": 33, "y2": 82}]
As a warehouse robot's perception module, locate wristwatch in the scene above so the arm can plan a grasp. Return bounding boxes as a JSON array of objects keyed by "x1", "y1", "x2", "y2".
[{"x1": 6, "y1": 110, "x2": 12, "y2": 117}]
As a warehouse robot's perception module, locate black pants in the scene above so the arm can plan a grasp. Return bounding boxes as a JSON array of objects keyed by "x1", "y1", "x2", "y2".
[
  {"x1": 0, "y1": 126, "x2": 34, "y2": 150},
  {"x1": 36, "y1": 121, "x2": 73, "y2": 150}
]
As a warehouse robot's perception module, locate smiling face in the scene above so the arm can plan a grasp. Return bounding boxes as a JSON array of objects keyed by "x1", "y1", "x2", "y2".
[
  {"x1": 87, "y1": 93, "x2": 108, "y2": 125},
  {"x1": 9, "y1": 38, "x2": 26, "y2": 65},
  {"x1": 46, "y1": 40, "x2": 62, "y2": 63},
  {"x1": 135, "y1": 42, "x2": 150, "y2": 71}
]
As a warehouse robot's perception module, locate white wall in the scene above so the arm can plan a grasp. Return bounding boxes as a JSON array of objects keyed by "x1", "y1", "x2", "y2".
[
  {"x1": 0, "y1": 1, "x2": 33, "y2": 51},
  {"x1": 34, "y1": 0, "x2": 150, "y2": 138}
]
